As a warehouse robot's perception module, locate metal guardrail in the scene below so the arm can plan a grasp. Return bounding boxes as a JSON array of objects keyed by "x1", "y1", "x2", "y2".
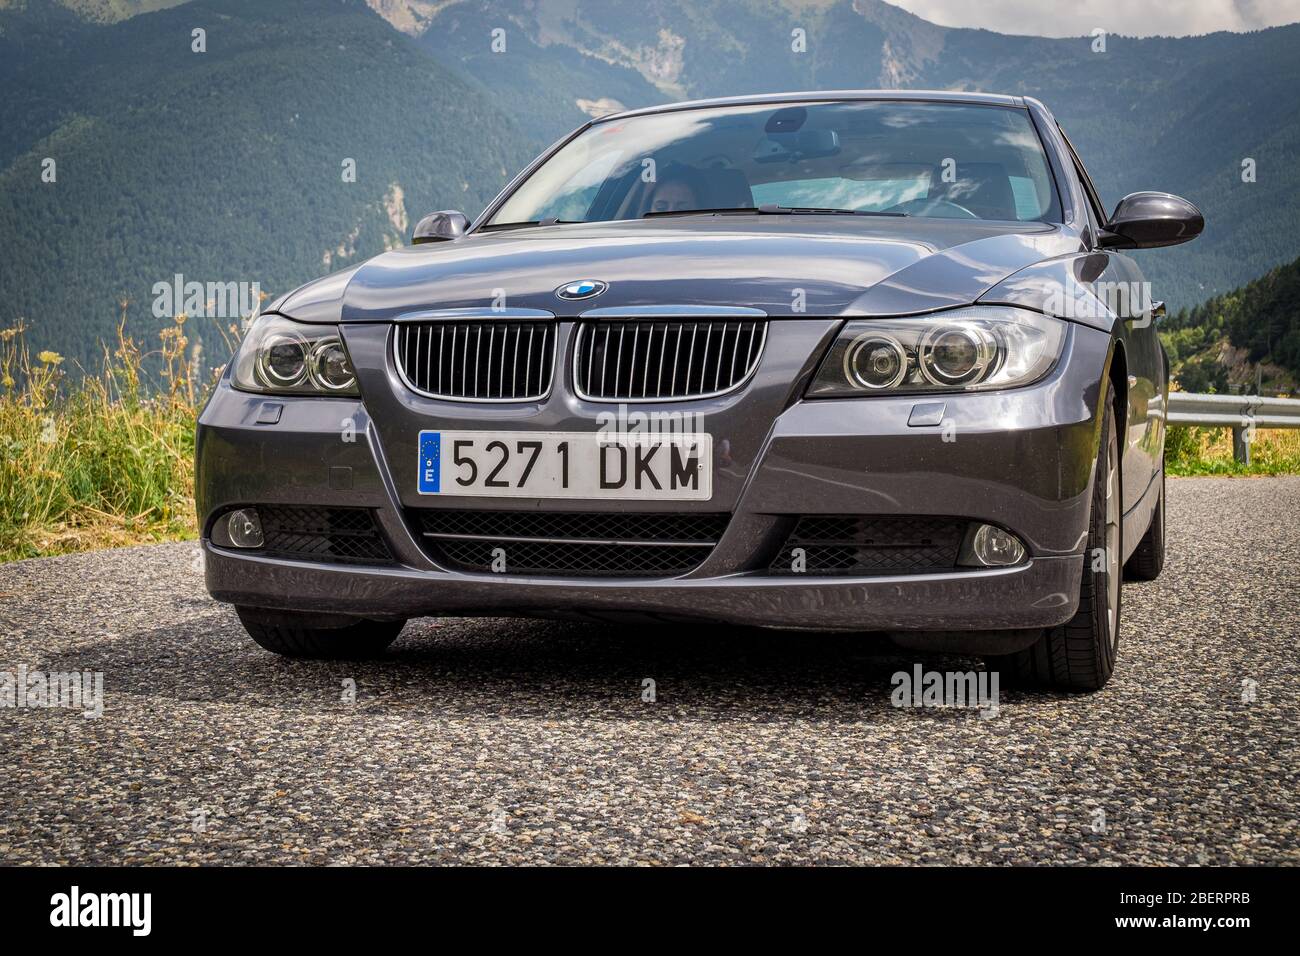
[{"x1": 1166, "y1": 392, "x2": 1300, "y2": 463}]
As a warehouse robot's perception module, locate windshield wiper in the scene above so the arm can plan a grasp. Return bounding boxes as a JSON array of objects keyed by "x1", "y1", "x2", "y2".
[
  {"x1": 478, "y1": 218, "x2": 584, "y2": 232},
  {"x1": 763, "y1": 205, "x2": 908, "y2": 217},
  {"x1": 643, "y1": 207, "x2": 764, "y2": 218},
  {"x1": 644, "y1": 204, "x2": 906, "y2": 219}
]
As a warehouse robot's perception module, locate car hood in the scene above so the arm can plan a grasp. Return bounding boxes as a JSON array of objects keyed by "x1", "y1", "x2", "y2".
[{"x1": 269, "y1": 217, "x2": 1082, "y2": 322}]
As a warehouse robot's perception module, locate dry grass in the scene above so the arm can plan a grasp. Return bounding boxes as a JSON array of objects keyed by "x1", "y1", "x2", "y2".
[
  {"x1": 1166, "y1": 424, "x2": 1300, "y2": 476},
  {"x1": 0, "y1": 308, "x2": 238, "y2": 562}
]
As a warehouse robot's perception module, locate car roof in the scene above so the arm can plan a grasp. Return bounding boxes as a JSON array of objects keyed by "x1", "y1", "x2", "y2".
[{"x1": 597, "y1": 89, "x2": 1026, "y2": 123}]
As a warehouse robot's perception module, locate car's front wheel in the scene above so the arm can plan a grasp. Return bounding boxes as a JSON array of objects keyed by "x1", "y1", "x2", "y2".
[
  {"x1": 236, "y1": 607, "x2": 406, "y2": 660},
  {"x1": 987, "y1": 380, "x2": 1122, "y2": 691}
]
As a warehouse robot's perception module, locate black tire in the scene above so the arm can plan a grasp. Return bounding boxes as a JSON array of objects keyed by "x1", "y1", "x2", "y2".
[
  {"x1": 1124, "y1": 461, "x2": 1165, "y2": 581},
  {"x1": 236, "y1": 607, "x2": 405, "y2": 660},
  {"x1": 987, "y1": 382, "x2": 1122, "y2": 691}
]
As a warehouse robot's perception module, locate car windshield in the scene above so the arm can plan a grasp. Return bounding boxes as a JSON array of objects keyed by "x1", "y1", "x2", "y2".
[{"x1": 487, "y1": 100, "x2": 1061, "y2": 226}]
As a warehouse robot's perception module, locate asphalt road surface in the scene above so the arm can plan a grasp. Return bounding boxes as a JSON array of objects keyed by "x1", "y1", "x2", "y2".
[{"x1": 2, "y1": 477, "x2": 1297, "y2": 865}]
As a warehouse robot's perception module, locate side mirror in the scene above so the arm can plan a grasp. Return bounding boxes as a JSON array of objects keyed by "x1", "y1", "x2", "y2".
[
  {"x1": 1099, "y1": 192, "x2": 1203, "y2": 249},
  {"x1": 412, "y1": 210, "x2": 469, "y2": 244}
]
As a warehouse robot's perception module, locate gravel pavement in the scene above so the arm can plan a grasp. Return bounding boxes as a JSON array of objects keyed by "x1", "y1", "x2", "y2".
[{"x1": 2, "y1": 477, "x2": 1297, "y2": 865}]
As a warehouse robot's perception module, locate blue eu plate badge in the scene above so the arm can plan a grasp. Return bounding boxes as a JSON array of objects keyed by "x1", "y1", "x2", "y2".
[{"x1": 418, "y1": 431, "x2": 441, "y2": 493}]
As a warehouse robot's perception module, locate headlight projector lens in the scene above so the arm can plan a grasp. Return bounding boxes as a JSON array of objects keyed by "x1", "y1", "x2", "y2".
[
  {"x1": 309, "y1": 339, "x2": 356, "y2": 391},
  {"x1": 920, "y1": 327, "x2": 994, "y2": 386},
  {"x1": 259, "y1": 334, "x2": 309, "y2": 387},
  {"x1": 844, "y1": 333, "x2": 908, "y2": 389}
]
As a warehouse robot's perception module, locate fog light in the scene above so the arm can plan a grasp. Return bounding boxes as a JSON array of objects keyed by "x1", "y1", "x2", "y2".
[
  {"x1": 226, "y1": 508, "x2": 264, "y2": 549},
  {"x1": 959, "y1": 523, "x2": 1026, "y2": 567}
]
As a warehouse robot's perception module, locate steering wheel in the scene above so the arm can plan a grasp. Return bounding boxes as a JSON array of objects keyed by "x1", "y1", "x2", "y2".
[{"x1": 886, "y1": 197, "x2": 979, "y2": 219}]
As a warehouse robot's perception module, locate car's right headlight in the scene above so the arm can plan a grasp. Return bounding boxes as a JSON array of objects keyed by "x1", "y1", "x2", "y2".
[
  {"x1": 231, "y1": 314, "x2": 359, "y2": 396},
  {"x1": 807, "y1": 306, "x2": 1066, "y2": 397}
]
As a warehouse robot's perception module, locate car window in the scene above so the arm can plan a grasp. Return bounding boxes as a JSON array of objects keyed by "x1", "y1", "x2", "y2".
[
  {"x1": 1057, "y1": 126, "x2": 1108, "y2": 226},
  {"x1": 490, "y1": 101, "x2": 1063, "y2": 225},
  {"x1": 531, "y1": 150, "x2": 623, "y2": 222}
]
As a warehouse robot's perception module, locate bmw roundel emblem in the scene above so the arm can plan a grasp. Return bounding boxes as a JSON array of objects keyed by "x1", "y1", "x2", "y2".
[{"x1": 556, "y1": 279, "x2": 607, "y2": 300}]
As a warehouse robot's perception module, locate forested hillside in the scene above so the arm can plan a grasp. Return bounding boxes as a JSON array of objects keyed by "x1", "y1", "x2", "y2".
[
  {"x1": 0, "y1": 0, "x2": 534, "y2": 367},
  {"x1": 1162, "y1": 254, "x2": 1300, "y2": 393}
]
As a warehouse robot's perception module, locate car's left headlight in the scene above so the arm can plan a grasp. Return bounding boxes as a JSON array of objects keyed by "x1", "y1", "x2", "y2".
[
  {"x1": 231, "y1": 314, "x2": 359, "y2": 396},
  {"x1": 807, "y1": 307, "x2": 1066, "y2": 397}
]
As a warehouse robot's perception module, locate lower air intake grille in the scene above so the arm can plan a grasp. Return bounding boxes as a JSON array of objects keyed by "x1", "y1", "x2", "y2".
[
  {"x1": 258, "y1": 506, "x2": 393, "y2": 565},
  {"x1": 395, "y1": 320, "x2": 555, "y2": 401},
  {"x1": 412, "y1": 510, "x2": 730, "y2": 577},
  {"x1": 770, "y1": 516, "x2": 966, "y2": 575},
  {"x1": 574, "y1": 319, "x2": 767, "y2": 401}
]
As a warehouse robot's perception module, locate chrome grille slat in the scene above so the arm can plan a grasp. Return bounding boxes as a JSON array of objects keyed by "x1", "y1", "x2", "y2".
[
  {"x1": 669, "y1": 324, "x2": 683, "y2": 395},
  {"x1": 575, "y1": 319, "x2": 766, "y2": 402},
  {"x1": 729, "y1": 322, "x2": 742, "y2": 385},
  {"x1": 473, "y1": 324, "x2": 483, "y2": 398},
  {"x1": 601, "y1": 325, "x2": 611, "y2": 396},
  {"x1": 411, "y1": 326, "x2": 421, "y2": 395},
  {"x1": 684, "y1": 323, "x2": 697, "y2": 395},
  {"x1": 615, "y1": 325, "x2": 626, "y2": 394},
  {"x1": 450, "y1": 324, "x2": 459, "y2": 394},
  {"x1": 425, "y1": 325, "x2": 433, "y2": 392},
  {"x1": 716, "y1": 323, "x2": 729, "y2": 391},
  {"x1": 395, "y1": 320, "x2": 555, "y2": 402},
  {"x1": 461, "y1": 324, "x2": 470, "y2": 396},
  {"x1": 524, "y1": 325, "x2": 534, "y2": 397},
  {"x1": 655, "y1": 325, "x2": 667, "y2": 396},
  {"x1": 437, "y1": 324, "x2": 446, "y2": 394},
  {"x1": 700, "y1": 323, "x2": 713, "y2": 395},
  {"x1": 628, "y1": 324, "x2": 640, "y2": 398}
]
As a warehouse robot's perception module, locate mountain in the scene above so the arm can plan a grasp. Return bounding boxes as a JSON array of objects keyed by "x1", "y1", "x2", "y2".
[
  {"x1": 1161, "y1": 253, "x2": 1300, "y2": 394},
  {"x1": 0, "y1": 0, "x2": 535, "y2": 368},
  {"x1": 3, "y1": 0, "x2": 1299, "y2": 371},
  {"x1": 378, "y1": 0, "x2": 667, "y2": 142},
  {"x1": 0, "y1": 0, "x2": 187, "y2": 23}
]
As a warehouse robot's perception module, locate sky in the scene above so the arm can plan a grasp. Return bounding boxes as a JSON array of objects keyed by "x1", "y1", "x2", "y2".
[{"x1": 885, "y1": 0, "x2": 1300, "y2": 37}]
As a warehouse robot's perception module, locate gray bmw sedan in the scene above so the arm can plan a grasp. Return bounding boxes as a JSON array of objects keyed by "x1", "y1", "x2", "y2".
[{"x1": 196, "y1": 91, "x2": 1202, "y2": 690}]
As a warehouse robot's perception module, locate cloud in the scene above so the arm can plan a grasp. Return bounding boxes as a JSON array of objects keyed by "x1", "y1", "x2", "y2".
[{"x1": 884, "y1": 0, "x2": 1300, "y2": 37}]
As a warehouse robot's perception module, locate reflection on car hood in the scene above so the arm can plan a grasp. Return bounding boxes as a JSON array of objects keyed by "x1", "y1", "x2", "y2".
[{"x1": 270, "y1": 217, "x2": 1081, "y2": 322}]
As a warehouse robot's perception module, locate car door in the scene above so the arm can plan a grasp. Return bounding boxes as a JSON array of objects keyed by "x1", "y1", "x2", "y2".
[{"x1": 1059, "y1": 128, "x2": 1162, "y2": 514}]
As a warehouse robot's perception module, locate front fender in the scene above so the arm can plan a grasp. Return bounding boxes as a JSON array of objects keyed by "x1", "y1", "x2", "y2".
[{"x1": 978, "y1": 251, "x2": 1134, "y2": 333}]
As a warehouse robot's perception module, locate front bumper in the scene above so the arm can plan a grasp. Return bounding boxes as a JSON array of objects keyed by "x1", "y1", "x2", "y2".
[
  {"x1": 197, "y1": 319, "x2": 1109, "y2": 632},
  {"x1": 204, "y1": 544, "x2": 1082, "y2": 631}
]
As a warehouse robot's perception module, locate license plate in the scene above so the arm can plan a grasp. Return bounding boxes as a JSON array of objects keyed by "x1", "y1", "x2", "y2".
[{"x1": 417, "y1": 430, "x2": 713, "y2": 500}]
